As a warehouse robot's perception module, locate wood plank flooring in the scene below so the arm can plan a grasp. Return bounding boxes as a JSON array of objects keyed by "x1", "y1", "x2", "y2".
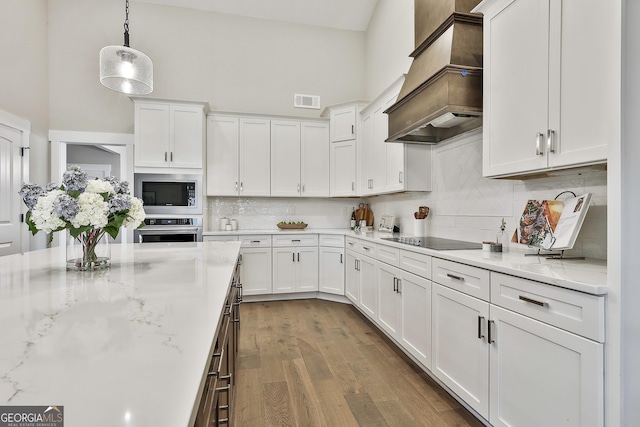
[{"x1": 234, "y1": 299, "x2": 485, "y2": 427}]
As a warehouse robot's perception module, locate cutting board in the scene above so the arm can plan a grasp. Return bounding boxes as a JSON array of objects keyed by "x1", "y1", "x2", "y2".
[{"x1": 355, "y1": 204, "x2": 374, "y2": 226}]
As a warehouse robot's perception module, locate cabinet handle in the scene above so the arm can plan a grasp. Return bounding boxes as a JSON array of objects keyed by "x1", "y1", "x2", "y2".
[
  {"x1": 348, "y1": 241, "x2": 355, "y2": 246},
  {"x1": 291, "y1": 239, "x2": 301, "y2": 242},
  {"x1": 393, "y1": 277, "x2": 397, "y2": 292},
  {"x1": 397, "y1": 278, "x2": 402, "y2": 294},
  {"x1": 340, "y1": 253, "x2": 343, "y2": 263},
  {"x1": 362, "y1": 246, "x2": 371, "y2": 251},
  {"x1": 238, "y1": 253, "x2": 243, "y2": 265},
  {"x1": 446, "y1": 273, "x2": 464, "y2": 281},
  {"x1": 240, "y1": 182, "x2": 243, "y2": 192},
  {"x1": 477, "y1": 316, "x2": 485, "y2": 339},
  {"x1": 352, "y1": 182, "x2": 355, "y2": 191},
  {"x1": 235, "y1": 181, "x2": 238, "y2": 191},
  {"x1": 170, "y1": 151, "x2": 173, "y2": 162},
  {"x1": 164, "y1": 152, "x2": 168, "y2": 162},
  {"x1": 297, "y1": 252, "x2": 300, "y2": 262},
  {"x1": 488, "y1": 319, "x2": 495, "y2": 344},
  {"x1": 399, "y1": 171, "x2": 403, "y2": 183},
  {"x1": 547, "y1": 129, "x2": 556, "y2": 153},
  {"x1": 251, "y1": 240, "x2": 261, "y2": 243},
  {"x1": 535, "y1": 133, "x2": 545, "y2": 156},
  {"x1": 297, "y1": 183, "x2": 301, "y2": 192},
  {"x1": 292, "y1": 252, "x2": 295, "y2": 262},
  {"x1": 351, "y1": 124, "x2": 354, "y2": 135},
  {"x1": 518, "y1": 295, "x2": 548, "y2": 307}
]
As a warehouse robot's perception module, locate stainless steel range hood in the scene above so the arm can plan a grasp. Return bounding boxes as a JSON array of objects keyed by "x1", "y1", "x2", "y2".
[{"x1": 385, "y1": 0, "x2": 483, "y2": 144}]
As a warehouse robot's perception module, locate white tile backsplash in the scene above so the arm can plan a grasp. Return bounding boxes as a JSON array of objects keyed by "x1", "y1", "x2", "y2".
[{"x1": 206, "y1": 131, "x2": 607, "y2": 259}]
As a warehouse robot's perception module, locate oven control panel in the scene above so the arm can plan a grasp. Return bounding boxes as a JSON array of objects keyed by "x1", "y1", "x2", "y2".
[{"x1": 145, "y1": 218, "x2": 195, "y2": 226}]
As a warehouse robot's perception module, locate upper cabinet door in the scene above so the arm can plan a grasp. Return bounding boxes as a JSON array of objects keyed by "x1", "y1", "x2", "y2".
[
  {"x1": 207, "y1": 115, "x2": 239, "y2": 196},
  {"x1": 171, "y1": 105, "x2": 204, "y2": 169},
  {"x1": 270, "y1": 120, "x2": 301, "y2": 197},
  {"x1": 330, "y1": 106, "x2": 357, "y2": 142},
  {"x1": 330, "y1": 140, "x2": 357, "y2": 197},
  {"x1": 547, "y1": 0, "x2": 614, "y2": 168},
  {"x1": 482, "y1": 0, "x2": 550, "y2": 177},
  {"x1": 300, "y1": 122, "x2": 329, "y2": 197},
  {"x1": 239, "y1": 118, "x2": 271, "y2": 196},
  {"x1": 135, "y1": 103, "x2": 171, "y2": 167}
]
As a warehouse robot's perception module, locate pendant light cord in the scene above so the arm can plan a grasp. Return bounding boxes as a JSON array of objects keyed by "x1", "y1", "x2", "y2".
[{"x1": 123, "y1": 0, "x2": 130, "y2": 47}]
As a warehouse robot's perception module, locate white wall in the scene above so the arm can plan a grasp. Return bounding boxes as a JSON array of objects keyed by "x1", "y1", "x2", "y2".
[
  {"x1": 0, "y1": 0, "x2": 50, "y2": 185},
  {"x1": 364, "y1": 0, "x2": 414, "y2": 99}
]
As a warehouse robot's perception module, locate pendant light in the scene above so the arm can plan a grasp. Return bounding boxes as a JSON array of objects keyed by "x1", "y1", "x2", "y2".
[{"x1": 100, "y1": 0, "x2": 153, "y2": 95}]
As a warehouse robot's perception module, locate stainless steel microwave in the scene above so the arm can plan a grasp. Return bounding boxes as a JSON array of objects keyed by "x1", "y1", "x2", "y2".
[{"x1": 134, "y1": 173, "x2": 203, "y2": 215}]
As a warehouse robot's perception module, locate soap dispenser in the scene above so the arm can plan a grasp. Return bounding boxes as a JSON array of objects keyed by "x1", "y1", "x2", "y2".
[{"x1": 497, "y1": 218, "x2": 509, "y2": 252}]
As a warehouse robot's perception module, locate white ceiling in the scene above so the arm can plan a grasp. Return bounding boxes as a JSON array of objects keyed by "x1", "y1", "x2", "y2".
[{"x1": 133, "y1": 0, "x2": 379, "y2": 31}]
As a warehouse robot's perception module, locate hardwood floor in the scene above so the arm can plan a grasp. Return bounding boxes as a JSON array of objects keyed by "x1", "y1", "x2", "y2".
[{"x1": 234, "y1": 299, "x2": 485, "y2": 427}]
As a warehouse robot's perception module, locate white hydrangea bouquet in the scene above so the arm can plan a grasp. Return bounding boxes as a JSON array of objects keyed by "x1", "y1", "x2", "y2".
[{"x1": 19, "y1": 166, "x2": 145, "y2": 270}]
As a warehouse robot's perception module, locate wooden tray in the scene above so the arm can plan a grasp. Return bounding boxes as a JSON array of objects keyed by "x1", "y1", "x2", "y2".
[{"x1": 277, "y1": 223, "x2": 308, "y2": 230}]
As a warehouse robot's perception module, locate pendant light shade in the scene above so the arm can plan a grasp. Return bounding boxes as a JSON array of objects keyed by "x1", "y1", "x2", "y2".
[{"x1": 100, "y1": 0, "x2": 153, "y2": 95}]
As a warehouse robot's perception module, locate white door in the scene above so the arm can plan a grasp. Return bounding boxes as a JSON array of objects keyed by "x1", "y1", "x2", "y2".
[
  {"x1": 319, "y1": 247, "x2": 344, "y2": 295},
  {"x1": 359, "y1": 111, "x2": 374, "y2": 195},
  {"x1": 207, "y1": 115, "x2": 239, "y2": 196},
  {"x1": 300, "y1": 122, "x2": 329, "y2": 197},
  {"x1": 358, "y1": 255, "x2": 378, "y2": 319},
  {"x1": 134, "y1": 103, "x2": 170, "y2": 167},
  {"x1": 345, "y1": 251, "x2": 359, "y2": 303},
  {"x1": 330, "y1": 140, "x2": 356, "y2": 197},
  {"x1": 0, "y1": 124, "x2": 23, "y2": 256},
  {"x1": 239, "y1": 118, "x2": 271, "y2": 196},
  {"x1": 432, "y1": 283, "x2": 490, "y2": 418},
  {"x1": 170, "y1": 105, "x2": 203, "y2": 168},
  {"x1": 377, "y1": 263, "x2": 400, "y2": 338},
  {"x1": 270, "y1": 120, "x2": 301, "y2": 197},
  {"x1": 489, "y1": 305, "x2": 604, "y2": 427},
  {"x1": 400, "y1": 271, "x2": 432, "y2": 368},
  {"x1": 240, "y1": 248, "x2": 272, "y2": 295},
  {"x1": 483, "y1": 0, "x2": 550, "y2": 176},
  {"x1": 296, "y1": 246, "x2": 319, "y2": 292},
  {"x1": 272, "y1": 247, "x2": 296, "y2": 293}
]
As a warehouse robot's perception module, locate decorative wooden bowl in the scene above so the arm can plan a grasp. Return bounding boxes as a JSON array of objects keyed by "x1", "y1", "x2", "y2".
[{"x1": 277, "y1": 223, "x2": 308, "y2": 230}]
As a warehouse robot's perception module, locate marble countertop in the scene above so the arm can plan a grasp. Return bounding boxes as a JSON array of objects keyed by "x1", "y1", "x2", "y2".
[
  {"x1": 205, "y1": 228, "x2": 607, "y2": 295},
  {"x1": 0, "y1": 241, "x2": 241, "y2": 427}
]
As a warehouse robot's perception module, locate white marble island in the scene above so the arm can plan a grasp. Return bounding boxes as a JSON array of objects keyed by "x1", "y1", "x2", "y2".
[{"x1": 0, "y1": 241, "x2": 241, "y2": 427}]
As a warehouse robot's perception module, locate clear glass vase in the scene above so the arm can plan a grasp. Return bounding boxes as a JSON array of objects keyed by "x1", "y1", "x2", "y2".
[{"x1": 66, "y1": 229, "x2": 111, "y2": 271}]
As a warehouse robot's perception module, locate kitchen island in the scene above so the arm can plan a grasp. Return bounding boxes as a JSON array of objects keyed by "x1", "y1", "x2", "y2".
[{"x1": 0, "y1": 241, "x2": 241, "y2": 427}]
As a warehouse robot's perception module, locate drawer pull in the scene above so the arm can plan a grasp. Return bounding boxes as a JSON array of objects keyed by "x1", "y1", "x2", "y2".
[
  {"x1": 446, "y1": 273, "x2": 464, "y2": 281},
  {"x1": 291, "y1": 239, "x2": 301, "y2": 242},
  {"x1": 478, "y1": 316, "x2": 485, "y2": 340},
  {"x1": 519, "y1": 295, "x2": 548, "y2": 307},
  {"x1": 488, "y1": 319, "x2": 495, "y2": 344},
  {"x1": 251, "y1": 240, "x2": 261, "y2": 243},
  {"x1": 362, "y1": 246, "x2": 371, "y2": 251}
]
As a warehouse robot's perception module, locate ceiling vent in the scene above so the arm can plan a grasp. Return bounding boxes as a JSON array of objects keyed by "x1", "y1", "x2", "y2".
[{"x1": 294, "y1": 94, "x2": 320, "y2": 110}]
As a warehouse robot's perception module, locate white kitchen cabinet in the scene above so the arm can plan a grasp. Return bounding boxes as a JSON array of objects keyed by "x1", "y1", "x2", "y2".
[
  {"x1": 270, "y1": 120, "x2": 329, "y2": 197},
  {"x1": 399, "y1": 270, "x2": 431, "y2": 369},
  {"x1": 432, "y1": 282, "x2": 490, "y2": 419},
  {"x1": 319, "y1": 234, "x2": 345, "y2": 295},
  {"x1": 319, "y1": 246, "x2": 345, "y2": 295},
  {"x1": 272, "y1": 246, "x2": 319, "y2": 293},
  {"x1": 134, "y1": 100, "x2": 206, "y2": 170},
  {"x1": 359, "y1": 77, "x2": 431, "y2": 195},
  {"x1": 329, "y1": 105, "x2": 357, "y2": 142},
  {"x1": 206, "y1": 115, "x2": 271, "y2": 196},
  {"x1": 489, "y1": 305, "x2": 603, "y2": 427},
  {"x1": 377, "y1": 262, "x2": 402, "y2": 337},
  {"x1": 476, "y1": 0, "x2": 615, "y2": 177},
  {"x1": 329, "y1": 140, "x2": 357, "y2": 196},
  {"x1": 345, "y1": 250, "x2": 359, "y2": 304},
  {"x1": 240, "y1": 247, "x2": 273, "y2": 295},
  {"x1": 300, "y1": 122, "x2": 330, "y2": 197}
]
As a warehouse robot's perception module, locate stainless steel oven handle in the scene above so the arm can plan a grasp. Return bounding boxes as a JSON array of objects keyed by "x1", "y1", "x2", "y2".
[{"x1": 137, "y1": 227, "x2": 201, "y2": 236}]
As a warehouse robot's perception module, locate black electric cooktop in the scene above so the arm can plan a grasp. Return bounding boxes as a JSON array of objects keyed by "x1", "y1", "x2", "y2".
[{"x1": 382, "y1": 236, "x2": 481, "y2": 250}]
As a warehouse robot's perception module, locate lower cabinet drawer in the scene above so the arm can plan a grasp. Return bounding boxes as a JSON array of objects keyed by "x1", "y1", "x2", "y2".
[
  {"x1": 490, "y1": 272, "x2": 605, "y2": 342},
  {"x1": 239, "y1": 235, "x2": 272, "y2": 247},
  {"x1": 377, "y1": 244, "x2": 400, "y2": 267},
  {"x1": 203, "y1": 235, "x2": 238, "y2": 242},
  {"x1": 319, "y1": 234, "x2": 344, "y2": 247},
  {"x1": 432, "y1": 258, "x2": 490, "y2": 301},
  {"x1": 399, "y1": 250, "x2": 431, "y2": 279},
  {"x1": 272, "y1": 234, "x2": 318, "y2": 247}
]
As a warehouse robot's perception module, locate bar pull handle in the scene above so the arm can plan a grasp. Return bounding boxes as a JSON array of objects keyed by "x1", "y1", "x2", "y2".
[
  {"x1": 446, "y1": 273, "x2": 464, "y2": 281},
  {"x1": 535, "y1": 132, "x2": 545, "y2": 156},
  {"x1": 399, "y1": 171, "x2": 403, "y2": 183},
  {"x1": 164, "y1": 152, "x2": 168, "y2": 161},
  {"x1": 251, "y1": 240, "x2": 261, "y2": 243},
  {"x1": 488, "y1": 319, "x2": 495, "y2": 344},
  {"x1": 340, "y1": 253, "x2": 343, "y2": 263},
  {"x1": 302, "y1": 184, "x2": 305, "y2": 193},
  {"x1": 297, "y1": 183, "x2": 301, "y2": 192},
  {"x1": 547, "y1": 129, "x2": 556, "y2": 154},
  {"x1": 351, "y1": 124, "x2": 354, "y2": 135},
  {"x1": 291, "y1": 239, "x2": 301, "y2": 243},
  {"x1": 519, "y1": 295, "x2": 548, "y2": 307},
  {"x1": 170, "y1": 152, "x2": 173, "y2": 162},
  {"x1": 235, "y1": 181, "x2": 238, "y2": 191},
  {"x1": 292, "y1": 252, "x2": 295, "y2": 262},
  {"x1": 297, "y1": 252, "x2": 300, "y2": 262},
  {"x1": 478, "y1": 316, "x2": 485, "y2": 339},
  {"x1": 240, "y1": 182, "x2": 243, "y2": 192},
  {"x1": 362, "y1": 246, "x2": 371, "y2": 251},
  {"x1": 352, "y1": 182, "x2": 355, "y2": 191},
  {"x1": 397, "y1": 278, "x2": 401, "y2": 294},
  {"x1": 393, "y1": 277, "x2": 397, "y2": 292}
]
